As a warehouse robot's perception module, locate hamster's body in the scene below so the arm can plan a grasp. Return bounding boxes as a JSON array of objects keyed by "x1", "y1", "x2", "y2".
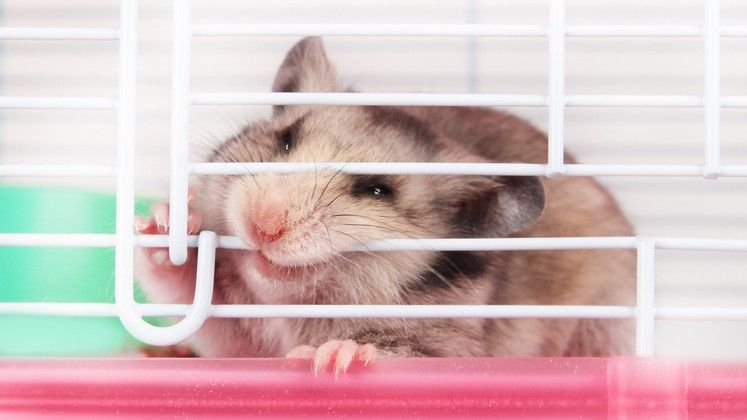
[{"x1": 136, "y1": 38, "x2": 635, "y2": 372}]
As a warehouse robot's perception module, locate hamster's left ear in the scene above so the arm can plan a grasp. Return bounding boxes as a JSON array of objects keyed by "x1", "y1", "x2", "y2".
[
  {"x1": 449, "y1": 175, "x2": 545, "y2": 237},
  {"x1": 272, "y1": 36, "x2": 340, "y2": 115}
]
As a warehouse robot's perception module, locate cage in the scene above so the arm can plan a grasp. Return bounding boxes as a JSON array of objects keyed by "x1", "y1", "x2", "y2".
[{"x1": 0, "y1": 0, "x2": 746, "y2": 418}]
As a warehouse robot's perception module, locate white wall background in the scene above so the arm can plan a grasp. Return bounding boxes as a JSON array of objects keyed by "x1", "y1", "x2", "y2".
[{"x1": 1, "y1": 0, "x2": 746, "y2": 359}]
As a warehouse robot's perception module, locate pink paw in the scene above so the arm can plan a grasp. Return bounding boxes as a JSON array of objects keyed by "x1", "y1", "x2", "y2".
[
  {"x1": 134, "y1": 190, "x2": 201, "y2": 278},
  {"x1": 286, "y1": 339, "x2": 377, "y2": 377},
  {"x1": 135, "y1": 190, "x2": 201, "y2": 267}
]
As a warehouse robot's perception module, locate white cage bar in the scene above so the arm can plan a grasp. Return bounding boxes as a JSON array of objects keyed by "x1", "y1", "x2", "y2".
[
  {"x1": 0, "y1": 164, "x2": 116, "y2": 177},
  {"x1": 4, "y1": 234, "x2": 747, "y2": 252},
  {"x1": 190, "y1": 23, "x2": 747, "y2": 38},
  {"x1": 3, "y1": 302, "x2": 747, "y2": 322},
  {"x1": 0, "y1": 96, "x2": 116, "y2": 109},
  {"x1": 0, "y1": 27, "x2": 119, "y2": 40},
  {"x1": 635, "y1": 239, "x2": 657, "y2": 357},
  {"x1": 113, "y1": 0, "x2": 150, "y2": 344},
  {"x1": 546, "y1": 0, "x2": 565, "y2": 176},
  {"x1": 703, "y1": 0, "x2": 721, "y2": 179},
  {"x1": 188, "y1": 161, "x2": 747, "y2": 178},
  {"x1": 0, "y1": 0, "x2": 745, "y2": 353},
  {"x1": 191, "y1": 92, "x2": 747, "y2": 108},
  {"x1": 168, "y1": 0, "x2": 192, "y2": 266}
]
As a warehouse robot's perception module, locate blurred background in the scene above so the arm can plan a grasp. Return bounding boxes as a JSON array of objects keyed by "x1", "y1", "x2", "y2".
[{"x1": 0, "y1": 0, "x2": 745, "y2": 358}]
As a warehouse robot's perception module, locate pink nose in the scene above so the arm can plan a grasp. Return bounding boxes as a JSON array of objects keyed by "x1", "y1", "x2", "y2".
[
  {"x1": 249, "y1": 201, "x2": 288, "y2": 244},
  {"x1": 251, "y1": 223, "x2": 285, "y2": 244}
]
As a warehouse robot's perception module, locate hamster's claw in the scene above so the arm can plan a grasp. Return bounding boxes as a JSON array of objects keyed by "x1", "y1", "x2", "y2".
[
  {"x1": 135, "y1": 205, "x2": 202, "y2": 237},
  {"x1": 134, "y1": 188, "x2": 200, "y2": 235},
  {"x1": 134, "y1": 194, "x2": 202, "y2": 271},
  {"x1": 286, "y1": 339, "x2": 377, "y2": 377}
]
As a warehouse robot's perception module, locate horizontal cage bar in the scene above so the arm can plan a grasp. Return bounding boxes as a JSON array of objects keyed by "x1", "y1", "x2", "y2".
[
  {"x1": 722, "y1": 24, "x2": 747, "y2": 37},
  {"x1": 1, "y1": 94, "x2": 744, "y2": 112},
  {"x1": 0, "y1": 164, "x2": 117, "y2": 177},
  {"x1": 565, "y1": 24, "x2": 701, "y2": 37},
  {"x1": 3, "y1": 234, "x2": 747, "y2": 252},
  {"x1": 193, "y1": 23, "x2": 547, "y2": 37},
  {"x1": 190, "y1": 23, "x2": 747, "y2": 38},
  {"x1": 189, "y1": 162, "x2": 747, "y2": 178},
  {"x1": 1, "y1": 303, "x2": 746, "y2": 321},
  {"x1": 212, "y1": 305, "x2": 626, "y2": 319},
  {"x1": 0, "y1": 234, "x2": 116, "y2": 247},
  {"x1": 3, "y1": 163, "x2": 745, "y2": 180},
  {"x1": 191, "y1": 92, "x2": 747, "y2": 108},
  {"x1": 0, "y1": 27, "x2": 119, "y2": 40},
  {"x1": 140, "y1": 235, "x2": 639, "y2": 251},
  {"x1": 190, "y1": 162, "x2": 548, "y2": 176},
  {"x1": 192, "y1": 92, "x2": 546, "y2": 107},
  {"x1": 0, "y1": 96, "x2": 116, "y2": 110},
  {"x1": 0, "y1": 302, "x2": 634, "y2": 319},
  {"x1": 656, "y1": 307, "x2": 747, "y2": 321}
]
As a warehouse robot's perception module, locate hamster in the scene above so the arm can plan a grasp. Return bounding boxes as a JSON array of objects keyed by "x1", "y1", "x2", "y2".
[{"x1": 135, "y1": 37, "x2": 635, "y2": 375}]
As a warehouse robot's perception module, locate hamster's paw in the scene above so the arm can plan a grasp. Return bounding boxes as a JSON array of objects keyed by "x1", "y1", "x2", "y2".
[
  {"x1": 286, "y1": 339, "x2": 377, "y2": 377},
  {"x1": 134, "y1": 190, "x2": 201, "y2": 274}
]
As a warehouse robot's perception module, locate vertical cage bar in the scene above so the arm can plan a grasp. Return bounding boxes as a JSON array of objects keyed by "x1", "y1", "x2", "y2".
[
  {"x1": 635, "y1": 239, "x2": 657, "y2": 356},
  {"x1": 466, "y1": 0, "x2": 479, "y2": 93},
  {"x1": 113, "y1": 0, "x2": 140, "y2": 337},
  {"x1": 169, "y1": 0, "x2": 191, "y2": 264},
  {"x1": 703, "y1": 0, "x2": 721, "y2": 179},
  {"x1": 547, "y1": 0, "x2": 566, "y2": 176}
]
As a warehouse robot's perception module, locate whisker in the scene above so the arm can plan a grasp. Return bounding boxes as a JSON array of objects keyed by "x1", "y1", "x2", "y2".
[
  {"x1": 330, "y1": 228, "x2": 372, "y2": 253},
  {"x1": 325, "y1": 191, "x2": 346, "y2": 208},
  {"x1": 314, "y1": 162, "x2": 350, "y2": 209},
  {"x1": 330, "y1": 212, "x2": 440, "y2": 237},
  {"x1": 310, "y1": 151, "x2": 320, "y2": 204}
]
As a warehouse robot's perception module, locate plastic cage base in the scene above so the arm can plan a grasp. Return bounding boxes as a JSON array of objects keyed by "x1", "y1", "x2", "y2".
[{"x1": 1, "y1": 357, "x2": 745, "y2": 419}]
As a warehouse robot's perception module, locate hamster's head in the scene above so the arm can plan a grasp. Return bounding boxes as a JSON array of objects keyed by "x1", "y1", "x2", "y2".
[{"x1": 204, "y1": 37, "x2": 545, "y2": 303}]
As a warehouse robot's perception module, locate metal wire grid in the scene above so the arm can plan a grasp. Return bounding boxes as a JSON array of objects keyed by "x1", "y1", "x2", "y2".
[{"x1": 0, "y1": 0, "x2": 745, "y2": 356}]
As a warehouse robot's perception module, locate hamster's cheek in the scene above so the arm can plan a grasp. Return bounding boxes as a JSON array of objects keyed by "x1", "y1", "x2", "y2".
[{"x1": 223, "y1": 180, "x2": 259, "y2": 247}]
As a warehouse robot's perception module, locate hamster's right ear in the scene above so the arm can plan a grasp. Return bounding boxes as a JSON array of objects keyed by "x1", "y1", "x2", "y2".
[
  {"x1": 272, "y1": 37, "x2": 339, "y2": 116},
  {"x1": 446, "y1": 175, "x2": 545, "y2": 237}
]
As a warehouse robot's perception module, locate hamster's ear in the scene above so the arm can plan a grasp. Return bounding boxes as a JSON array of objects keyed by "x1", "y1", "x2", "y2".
[
  {"x1": 272, "y1": 37, "x2": 339, "y2": 115},
  {"x1": 449, "y1": 175, "x2": 545, "y2": 237}
]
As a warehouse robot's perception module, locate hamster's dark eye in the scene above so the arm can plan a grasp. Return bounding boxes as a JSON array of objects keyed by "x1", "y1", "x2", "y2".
[
  {"x1": 280, "y1": 128, "x2": 294, "y2": 152},
  {"x1": 352, "y1": 176, "x2": 397, "y2": 200},
  {"x1": 277, "y1": 116, "x2": 305, "y2": 153},
  {"x1": 367, "y1": 184, "x2": 392, "y2": 198}
]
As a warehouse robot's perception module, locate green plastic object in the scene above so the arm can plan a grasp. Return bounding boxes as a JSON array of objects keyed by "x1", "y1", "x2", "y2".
[{"x1": 0, "y1": 185, "x2": 154, "y2": 356}]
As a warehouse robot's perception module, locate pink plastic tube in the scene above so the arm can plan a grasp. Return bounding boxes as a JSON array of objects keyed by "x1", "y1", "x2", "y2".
[{"x1": 1, "y1": 357, "x2": 745, "y2": 419}]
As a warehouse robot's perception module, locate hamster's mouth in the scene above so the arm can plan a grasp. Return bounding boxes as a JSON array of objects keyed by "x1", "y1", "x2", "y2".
[{"x1": 248, "y1": 250, "x2": 324, "y2": 281}]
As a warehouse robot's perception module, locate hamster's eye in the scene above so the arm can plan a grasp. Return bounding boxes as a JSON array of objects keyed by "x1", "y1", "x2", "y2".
[
  {"x1": 280, "y1": 128, "x2": 294, "y2": 152},
  {"x1": 277, "y1": 117, "x2": 305, "y2": 153},
  {"x1": 352, "y1": 176, "x2": 396, "y2": 200},
  {"x1": 366, "y1": 183, "x2": 393, "y2": 198}
]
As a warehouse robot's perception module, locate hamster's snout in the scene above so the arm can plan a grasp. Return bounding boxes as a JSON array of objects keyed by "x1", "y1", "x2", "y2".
[
  {"x1": 250, "y1": 223, "x2": 285, "y2": 244},
  {"x1": 226, "y1": 170, "x2": 352, "y2": 286},
  {"x1": 248, "y1": 198, "x2": 288, "y2": 245}
]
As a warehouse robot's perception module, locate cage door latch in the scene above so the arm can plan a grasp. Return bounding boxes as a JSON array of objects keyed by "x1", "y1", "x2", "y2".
[{"x1": 117, "y1": 231, "x2": 217, "y2": 346}]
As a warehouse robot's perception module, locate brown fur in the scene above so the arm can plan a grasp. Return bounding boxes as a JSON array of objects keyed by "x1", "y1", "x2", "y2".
[{"x1": 136, "y1": 37, "x2": 635, "y2": 358}]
